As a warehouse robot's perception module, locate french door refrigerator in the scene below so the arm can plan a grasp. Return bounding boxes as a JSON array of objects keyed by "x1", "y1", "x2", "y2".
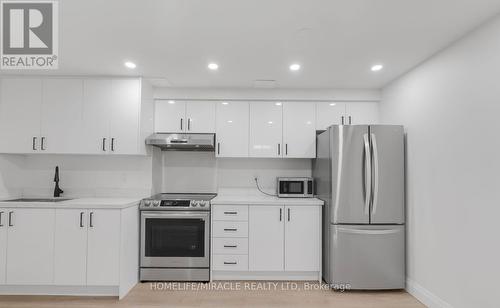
[{"x1": 313, "y1": 125, "x2": 405, "y2": 290}]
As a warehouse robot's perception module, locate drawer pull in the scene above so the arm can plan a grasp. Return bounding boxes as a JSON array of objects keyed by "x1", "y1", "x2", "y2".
[
  {"x1": 223, "y1": 245, "x2": 237, "y2": 248},
  {"x1": 224, "y1": 228, "x2": 237, "y2": 232},
  {"x1": 224, "y1": 211, "x2": 238, "y2": 215},
  {"x1": 224, "y1": 261, "x2": 237, "y2": 265}
]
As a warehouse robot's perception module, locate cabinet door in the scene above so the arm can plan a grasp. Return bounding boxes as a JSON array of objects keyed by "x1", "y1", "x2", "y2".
[
  {"x1": 0, "y1": 209, "x2": 7, "y2": 284},
  {"x1": 249, "y1": 102, "x2": 283, "y2": 158},
  {"x1": 6, "y1": 209, "x2": 55, "y2": 285},
  {"x1": 283, "y1": 102, "x2": 316, "y2": 158},
  {"x1": 249, "y1": 205, "x2": 284, "y2": 271},
  {"x1": 0, "y1": 78, "x2": 42, "y2": 153},
  {"x1": 109, "y1": 79, "x2": 141, "y2": 154},
  {"x1": 54, "y1": 209, "x2": 88, "y2": 285},
  {"x1": 215, "y1": 102, "x2": 249, "y2": 157},
  {"x1": 87, "y1": 209, "x2": 120, "y2": 286},
  {"x1": 155, "y1": 100, "x2": 186, "y2": 133},
  {"x1": 82, "y1": 79, "x2": 112, "y2": 154},
  {"x1": 316, "y1": 102, "x2": 346, "y2": 130},
  {"x1": 345, "y1": 102, "x2": 379, "y2": 125},
  {"x1": 41, "y1": 79, "x2": 84, "y2": 153},
  {"x1": 185, "y1": 101, "x2": 216, "y2": 133},
  {"x1": 284, "y1": 206, "x2": 320, "y2": 271}
]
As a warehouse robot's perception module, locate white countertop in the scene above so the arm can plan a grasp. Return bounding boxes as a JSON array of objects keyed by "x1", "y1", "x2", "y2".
[
  {"x1": 0, "y1": 197, "x2": 141, "y2": 209},
  {"x1": 212, "y1": 188, "x2": 324, "y2": 206}
]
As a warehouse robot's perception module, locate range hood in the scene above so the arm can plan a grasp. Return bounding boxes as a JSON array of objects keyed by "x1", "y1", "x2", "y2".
[{"x1": 145, "y1": 133, "x2": 215, "y2": 151}]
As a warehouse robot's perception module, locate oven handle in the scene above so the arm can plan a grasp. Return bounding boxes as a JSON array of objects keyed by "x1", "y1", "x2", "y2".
[{"x1": 141, "y1": 211, "x2": 209, "y2": 220}]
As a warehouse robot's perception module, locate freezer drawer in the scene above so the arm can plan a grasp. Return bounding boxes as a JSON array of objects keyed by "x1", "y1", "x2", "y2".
[{"x1": 330, "y1": 225, "x2": 404, "y2": 290}]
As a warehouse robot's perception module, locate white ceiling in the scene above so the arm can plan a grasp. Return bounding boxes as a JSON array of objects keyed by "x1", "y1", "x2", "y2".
[{"x1": 3, "y1": 0, "x2": 500, "y2": 89}]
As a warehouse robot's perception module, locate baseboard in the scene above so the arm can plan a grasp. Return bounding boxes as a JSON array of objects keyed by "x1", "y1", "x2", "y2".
[
  {"x1": 212, "y1": 271, "x2": 321, "y2": 281},
  {"x1": 406, "y1": 278, "x2": 453, "y2": 308},
  {"x1": 0, "y1": 285, "x2": 119, "y2": 297}
]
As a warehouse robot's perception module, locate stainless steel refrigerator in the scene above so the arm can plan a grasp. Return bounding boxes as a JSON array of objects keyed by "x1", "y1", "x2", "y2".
[{"x1": 313, "y1": 125, "x2": 405, "y2": 290}]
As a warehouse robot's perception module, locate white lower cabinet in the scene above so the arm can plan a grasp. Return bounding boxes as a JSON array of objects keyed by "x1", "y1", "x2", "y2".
[
  {"x1": 0, "y1": 209, "x2": 9, "y2": 284},
  {"x1": 211, "y1": 203, "x2": 322, "y2": 280},
  {"x1": 6, "y1": 209, "x2": 55, "y2": 285}
]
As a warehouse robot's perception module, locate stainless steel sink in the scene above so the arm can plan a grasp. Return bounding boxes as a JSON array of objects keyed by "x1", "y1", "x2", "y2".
[{"x1": 5, "y1": 198, "x2": 72, "y2": 202}]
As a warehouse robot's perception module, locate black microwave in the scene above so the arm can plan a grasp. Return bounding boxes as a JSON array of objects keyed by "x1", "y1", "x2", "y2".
[{"x1": 277, "y1": 177, "x2": 314, "y2": 198}]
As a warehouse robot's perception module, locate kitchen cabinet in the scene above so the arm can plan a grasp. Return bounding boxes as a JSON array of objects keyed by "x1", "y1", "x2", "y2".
[
  {"x1": 5, "y1": 208, "x2": 55, "y2": 285},
  {"x1": 86, "y1": 209, "x2": 121, "y2": 286},
  {"x1": 54, "y1": 209, "x2": 88, "y2": 285},
  {"x1": 0, "y1": 209, "x2": 7, "y2": 284},
  {"x1": 249, "y1": 102, "x2": 283, "y2": 157},
  {"x1": 215, "y1": 102, "x2": 249, "y2": 157},
  {"x1": 155, "y1": 100, "x2": 216, "y2": 133},
  {"x1": 316, "y1": 101, "x2": 379, "y2": 130},
  {"x1": 0, "y1": 78, "x2": 42, "y2": 153},
  {"x1": 284, "y1": 206, "x2": 320, "y2": 271},
  {"x1": 41, "y1": 79, "x2": 84, "y2": 153},
  {"x1": 248, "y1": 205, "x2": 284, "y2": 271},
  {"x1": 283, "y1": 102, "x2": 316, "y2": 158}
]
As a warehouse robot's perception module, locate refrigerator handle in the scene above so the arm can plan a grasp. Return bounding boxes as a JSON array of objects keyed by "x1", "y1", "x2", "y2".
[
  {"x1": 337, "y1": 227, "x2": 400, "y2": 235},
  {"x1": 371, "y1": 133, "x2": 379, "y2": 214},
  {"x1": 363, "y1": 133, "x2": 372, "y2": 215}
]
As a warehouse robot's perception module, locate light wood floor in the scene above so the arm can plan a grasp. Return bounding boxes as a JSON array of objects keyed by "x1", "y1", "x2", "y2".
[{"x1": 0, "y1": 282, "x2": 425, "y2": 308}]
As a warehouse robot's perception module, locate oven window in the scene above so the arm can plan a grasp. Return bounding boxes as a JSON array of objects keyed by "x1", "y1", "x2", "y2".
[
  {"x1": 145, "y1": 218, "x2": 205, "y2": 257},
  {"x1": 280, "y1": 181, "x2": 304, "y2": 194}
]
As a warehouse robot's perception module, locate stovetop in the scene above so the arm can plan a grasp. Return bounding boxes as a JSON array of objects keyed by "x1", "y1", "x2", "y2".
[{"x1": 139, "y1": 193, "x2": 216, "y2": 211}]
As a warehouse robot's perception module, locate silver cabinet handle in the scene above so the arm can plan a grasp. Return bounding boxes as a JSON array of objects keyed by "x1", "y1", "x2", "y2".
[
  {"x1": 279, "y1": 208, "x2": 282, "y2": 221},
  {"x1": 371, "y1": 133, "x2": 379, "y2": 214},
  {"x1": 180, "y1": 118, "x2": 183, "y2": 131},
  {"x1": 41, "y1": 137, "x2": 46, "y2": 150},
  {"x1": 341, "y1": 116, "x2": 345, "y2": 125},
  {"x1": 224, "y1": 261, "x2": 237, "y2": 265},
  {"x1": 349, "y1": 116, "x2": 352, "y2": 125},
  {"x1": 363, "y1": 134, "x2": 372, "y2": 215},
  {"x1": 224, "y1": 228, "x2": 237, "y2": 232},
  {"x1": 89, "y1": 212, "x2": 94, "y2": 228},
  {"x1": 80, "y1": 212, "x2": 85, "y2": 228},
  {"x1": 188, "y1": 118, "x2": 191, "y2": 131},
  {"x1": 0, "y1": 211, "x2": 3, "y2": 227},
  {"x1": 32, "y1": 137, "x2": 37, "y2": 151},
  {"x1": 287, "y1": 208, "x2": 290, "y2": 221},
  {"x1": 278, "y1": 143, "x2": 280, "y2": 155},
  {"x1": 285, "y1": 144, "x2": 288, "y2": 155},
  {"x1": 8, "y1": 211, "x2": 14, "y2": 227},
  {"x1": 111, "y1": 138, "x2": 115, "y2": 151},
  {"x1": 217, "y1": 142, "x2": 220, "y2": 155},
  {"x1": 224, "y1": 211, "x2": 238, "y2": 215},
  {"x1": 102, "y1": 138, "x2": 106, "y2": 151},
  {"x1": 223, "y1": 245, "x2": 237, "y2": 248}
]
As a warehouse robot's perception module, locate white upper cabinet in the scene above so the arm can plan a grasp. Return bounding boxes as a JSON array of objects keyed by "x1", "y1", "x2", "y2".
[
  {"x1": 283, "y1": 102, "x2": 316, "y2": 158},
  {"x1": 0, "y1": 79, "x2": 42, "y2": 153},
  {"x1": 155, "y1": 100, "x2": 186, "y2": 133},
  {"x1": 41, "y1": 79, "x2": 84, "y2": 154},
  {"x1": 345, "y1": 102, "x2": 379, "y2": 124},
  {"x1": 82, "y1": 79, "x2": 113, "y2": 154},
  {"x1": 185, "y1": 101, "x2": 216, "y2": 133},
  {"x1": 215, "y1": 102, "x2": 249, "y2": 157},
  {"x1": 109, "y1": 79, "x2": 141, "y2": 155},
  {"x1": 249, "y1": 102, "x2": 283, "y2": 157},
  {"x1": 316, "y1": 102, "x2": 346, "y2": 130}
]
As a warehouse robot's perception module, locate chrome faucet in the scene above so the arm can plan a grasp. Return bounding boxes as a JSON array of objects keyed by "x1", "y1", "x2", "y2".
[{"x1": 54, "y1": 166, "x2": 64, "y2": 198}]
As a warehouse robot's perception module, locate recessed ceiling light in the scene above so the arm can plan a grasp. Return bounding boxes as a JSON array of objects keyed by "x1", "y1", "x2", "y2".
[
  {"x1": 371, "y1": 64, "x2": 384, "y2": 72},
  {"x1": 329, "y1": 103, "x2": 336, "y2": 106},
  {"x1": 208, "y1": 63, "x2": 219, "y2": 70},
  {"x1": 124, "y1": 61, "x2": 136, "y2": 69},
  {"x1": 275, "y1": 102, "x2": 282, "y2": 106},
  {"x1": 268, "y1": 121, "x2": 273, "y2": 124},
  {"x1": 168, "y1": 100, "x2": 175, "y2": 104},
  {"x1": 227, "y1": 120, "x2": 233, "y2": 123},
  {"x1": 222, "y1": 102, "x2": 229, "y2": 105},
  {"x1": 289, "y1": 63, "x2": 301, "y2": 71}
]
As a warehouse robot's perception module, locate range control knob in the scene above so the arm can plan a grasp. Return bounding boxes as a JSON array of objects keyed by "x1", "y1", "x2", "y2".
[
  {"x1": 153, "y1": 200, "x2": 160, "y2": 207},
  {"x1": 199, "y1": 201, "x2": 206, "y2": 207},
  {"x1": 192, "y1": 201, "x2": 199, "y2": 207},
  {"x1": 144, "y1": 200, "x2": 151, "y2": 207}
]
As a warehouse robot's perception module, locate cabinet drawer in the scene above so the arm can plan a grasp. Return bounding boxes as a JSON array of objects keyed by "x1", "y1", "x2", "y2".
[
  {"x1": 213, "y1": 205, "x2": 248, "y2": 221},
  {"x1": 212, "y1": 255, "x2": 248, "y2": 271},
  {"x1": 213, "y1": 238, "x2": 248, "y2": 255},
  {"x1": 212, "y1": 221, "x2": 248, "y2": 238}
]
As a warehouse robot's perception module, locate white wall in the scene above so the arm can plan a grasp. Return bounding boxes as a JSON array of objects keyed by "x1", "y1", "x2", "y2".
[
  {"x1": 159, "y1": 151, "x2": 311, "y2": 193},
  {"x1": 380, "y1": 15, "x2": 500, "y2": 308},
  {"x1": 0, "y1": 154, "x2": 153, "y2": 198}
]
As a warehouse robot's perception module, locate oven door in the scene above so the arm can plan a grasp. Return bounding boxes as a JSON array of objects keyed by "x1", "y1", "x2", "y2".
[{"x1": 141, "y1": 211, "x2": 210, "y2": 268}]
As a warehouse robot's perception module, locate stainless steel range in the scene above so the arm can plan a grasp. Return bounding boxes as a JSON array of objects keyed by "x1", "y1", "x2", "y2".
[{"x1": 139, "y1": 193, "x2": 216, "y2": 282}]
